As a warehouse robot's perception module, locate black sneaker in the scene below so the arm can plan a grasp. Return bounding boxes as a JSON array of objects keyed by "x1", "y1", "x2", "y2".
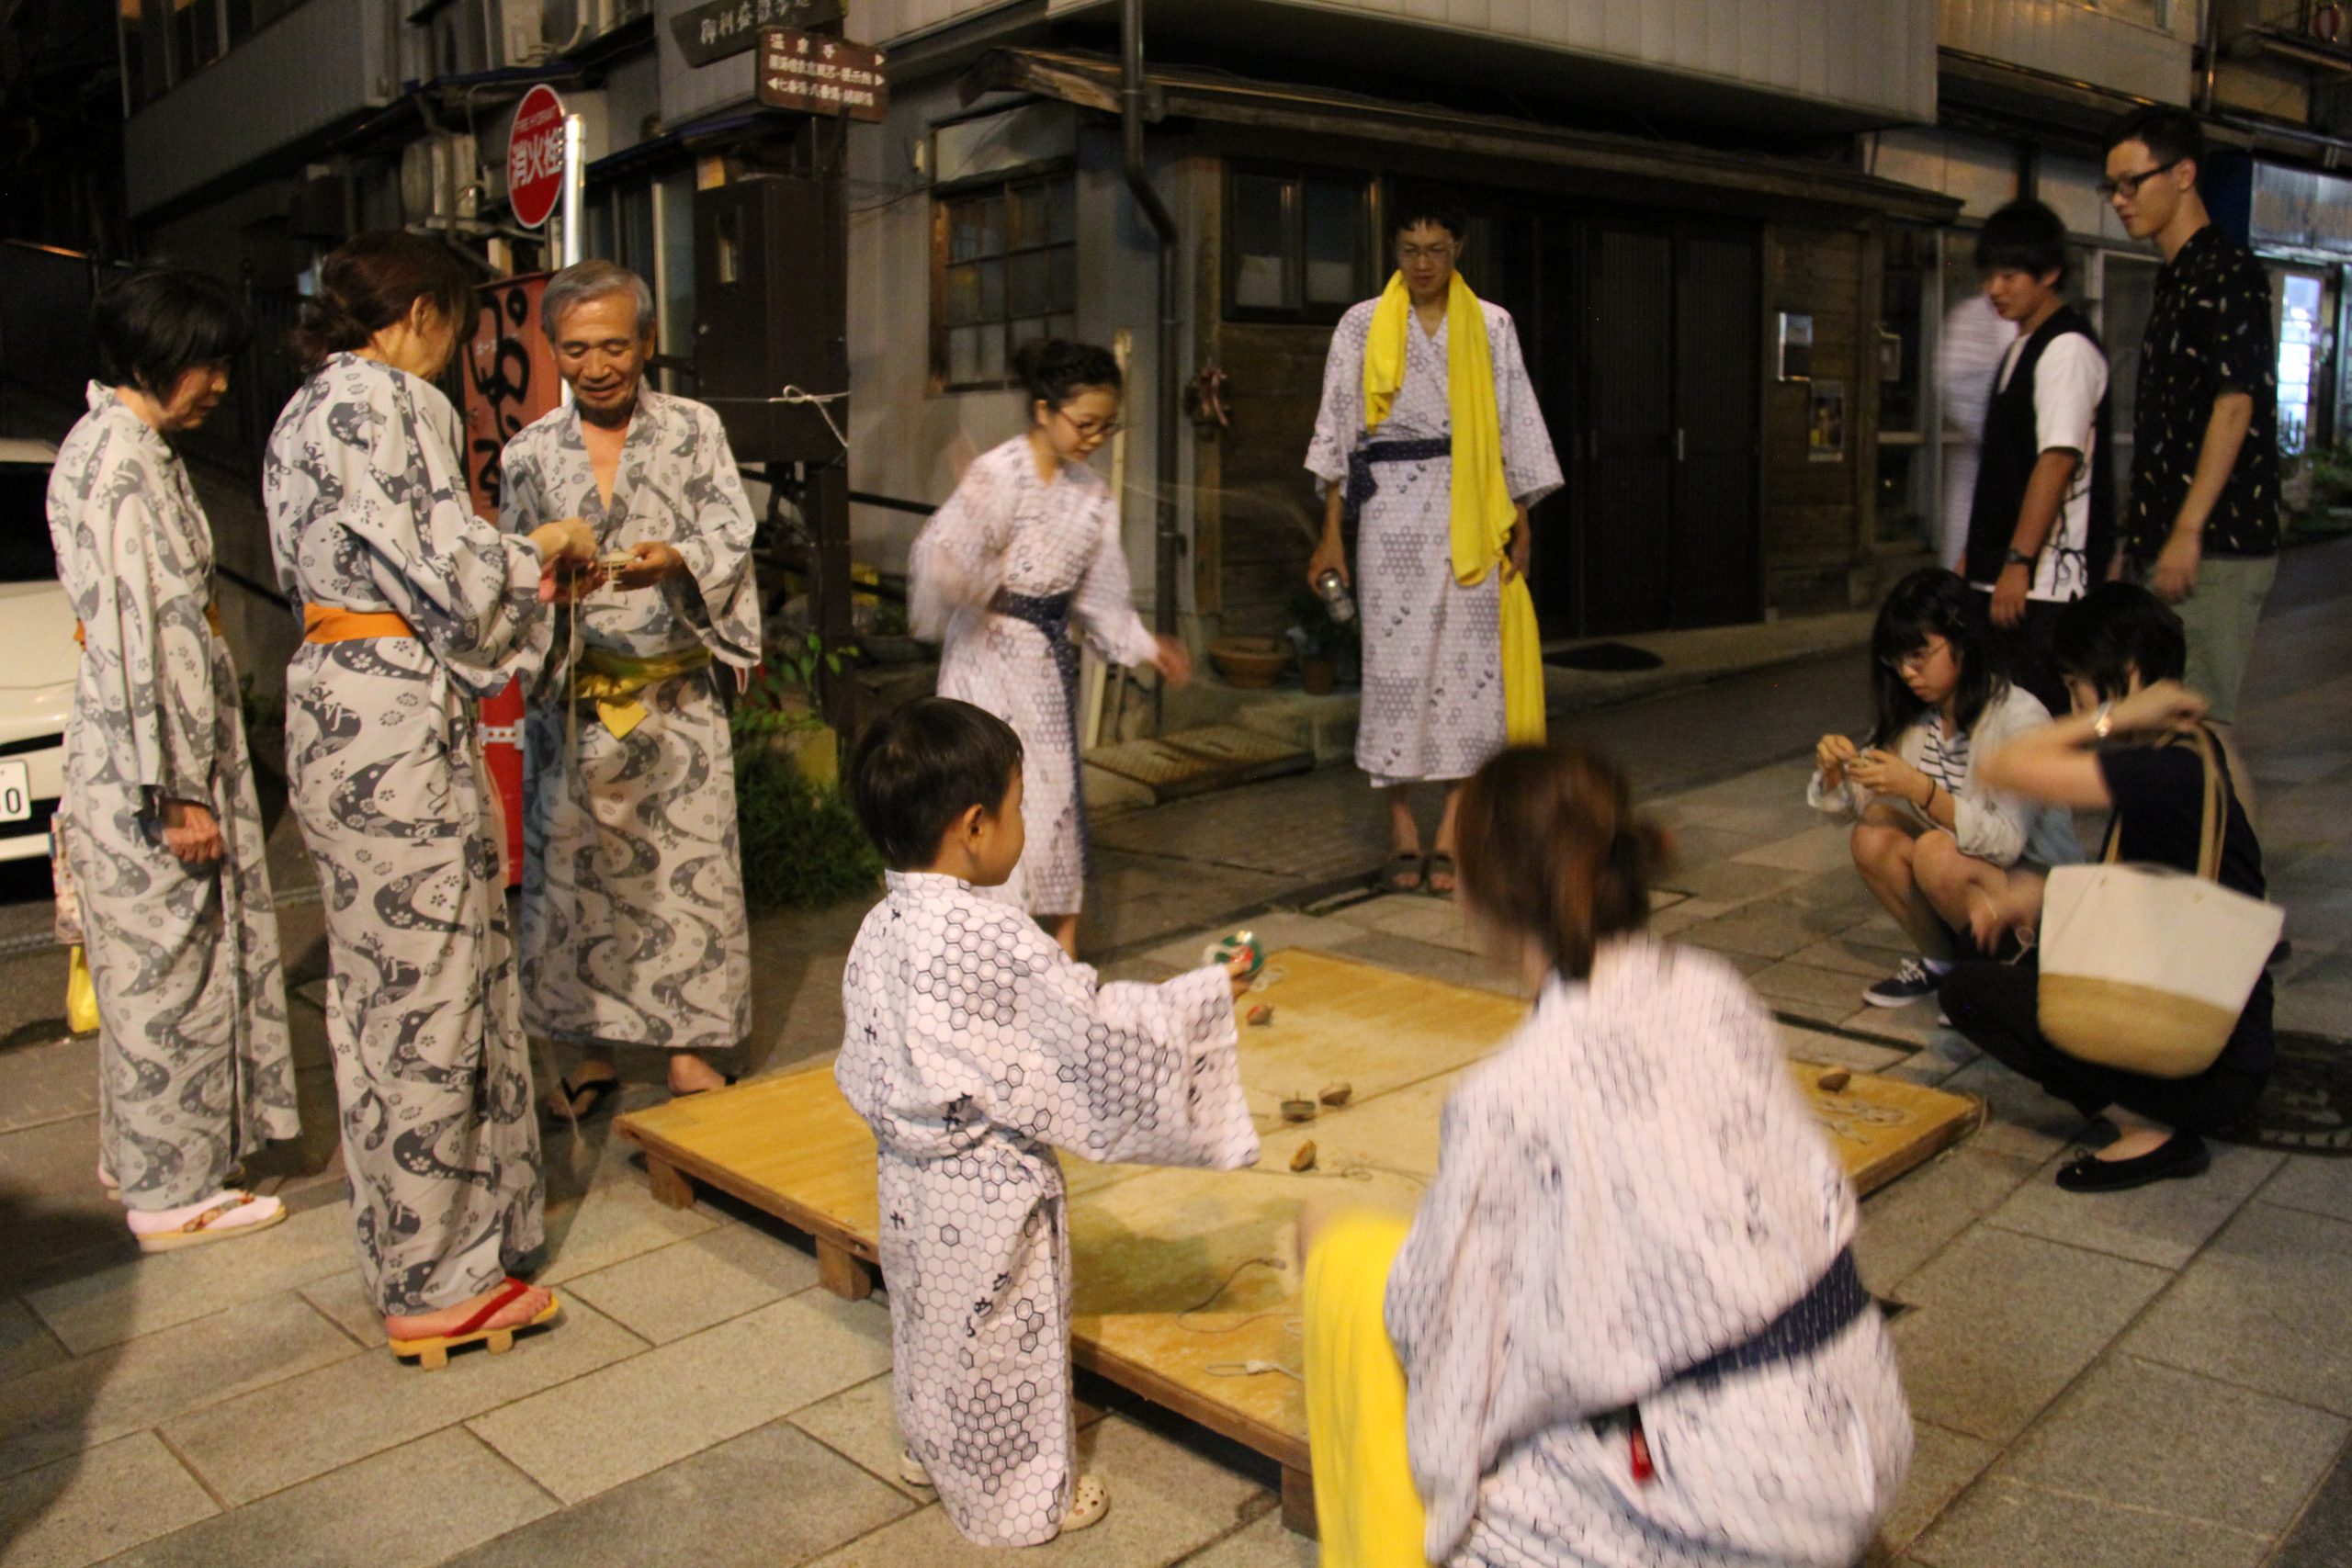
[
  {"x1": 1863, "y1": 958, "x2": 1942, "y2": 1009},
  {"x1": 2054, "y1": 1133, "x2": 2210, "y2": 1193}
]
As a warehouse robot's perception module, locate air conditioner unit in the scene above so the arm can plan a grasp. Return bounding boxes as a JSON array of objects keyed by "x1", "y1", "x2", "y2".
[{"x1": 500, "y1": 0, "x2": 545, "y2": 67}]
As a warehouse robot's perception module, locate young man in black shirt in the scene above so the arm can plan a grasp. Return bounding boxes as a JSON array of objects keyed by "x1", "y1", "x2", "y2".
[
  {"x1": 2101, "y1": 107, "x2": 2279, "y2": 729},
  {"x1": 1964, "y1": 200, "x2": 2111, "y2": 716}
]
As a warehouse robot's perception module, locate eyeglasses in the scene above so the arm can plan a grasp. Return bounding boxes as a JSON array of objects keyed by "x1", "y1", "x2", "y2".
[
  {"x1": 1055, "y1": 408, "x2": 1121, "y2": 441},
  {"x1": 2098, "y1": 160, "x2": 2181, "y2": 201},
  {"x1": 1881, "y1": 637, "x2": 1950, "y2": 677},
  {"x1": 1396, "y1": 242, "x2": 1454, "y2": 264}
]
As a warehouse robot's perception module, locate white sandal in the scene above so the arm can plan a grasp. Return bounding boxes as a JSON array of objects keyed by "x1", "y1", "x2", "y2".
[
  {"x1": 1058, "y1": 1473, "x2": 1109, "y2": 1534},
  {"x1": 899, "y1": 1449, "x2": 933, "y2": 1489},
  {"x1": 129, "y1": 1191, "x2": 285, "y2": 1253}
]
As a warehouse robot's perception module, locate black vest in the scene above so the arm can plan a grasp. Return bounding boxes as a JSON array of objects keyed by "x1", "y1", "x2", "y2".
[{"x1": 1965, "y1": 304, "x2": 2114, "y2": 592}]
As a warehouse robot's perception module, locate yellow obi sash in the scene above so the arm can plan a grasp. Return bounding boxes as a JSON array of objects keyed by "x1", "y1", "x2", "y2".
[
  {"x1": 572, "y1": 644, "x2": 711, "y2": 739},
  {"x1": 1363, "y1": 270, "x2": 1547, "y2": 747}
]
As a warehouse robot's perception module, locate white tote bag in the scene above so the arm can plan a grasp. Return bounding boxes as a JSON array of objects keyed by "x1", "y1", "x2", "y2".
[{"x1": 2036, "y1": 728, "x2": 2283, "y2": 1079}]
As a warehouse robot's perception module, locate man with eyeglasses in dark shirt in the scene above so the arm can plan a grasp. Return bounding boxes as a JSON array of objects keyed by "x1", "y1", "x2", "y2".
[{"x1": 2100, "y1": 107, "x2": 2279, "y2": 733}]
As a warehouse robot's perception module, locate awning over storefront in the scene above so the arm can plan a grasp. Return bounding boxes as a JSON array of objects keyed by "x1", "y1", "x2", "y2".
[{"x1": 962, "y1": 47, "x2": 1962, "y2": 225}]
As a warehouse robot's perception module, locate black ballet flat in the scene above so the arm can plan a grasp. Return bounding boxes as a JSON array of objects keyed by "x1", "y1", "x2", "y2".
[{"x1": 2054, "y1": 1132, "x2": 2211, "y2": 1193}]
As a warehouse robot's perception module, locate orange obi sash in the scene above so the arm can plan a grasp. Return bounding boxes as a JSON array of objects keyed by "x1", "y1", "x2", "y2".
[
  {"x1": 303, "y1": 604, "x2": 416, "y2": 643},
  {"x1": 74, "y1": 601, "x2": 221, "y2": 649}
]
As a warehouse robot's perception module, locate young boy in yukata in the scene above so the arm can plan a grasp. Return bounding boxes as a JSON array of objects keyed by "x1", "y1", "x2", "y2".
[{"x1": 838, "y1": 696, "x2": 1261, "y2": 1545}]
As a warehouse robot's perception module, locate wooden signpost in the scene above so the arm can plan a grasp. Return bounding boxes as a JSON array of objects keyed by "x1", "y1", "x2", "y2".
[{"x1": 754, "y1": 27, "x2": 888, "y2": 122}]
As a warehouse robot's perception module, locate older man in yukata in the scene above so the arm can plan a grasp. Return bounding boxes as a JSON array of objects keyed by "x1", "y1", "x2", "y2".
[{"x1": 500, "y1": 261, "x2": 760, "y2": 1111}]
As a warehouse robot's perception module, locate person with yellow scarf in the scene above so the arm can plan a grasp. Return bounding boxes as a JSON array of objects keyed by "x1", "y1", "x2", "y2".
[{"x1": 1306, "y1": 193, "x2": 1562, "y2": 897}]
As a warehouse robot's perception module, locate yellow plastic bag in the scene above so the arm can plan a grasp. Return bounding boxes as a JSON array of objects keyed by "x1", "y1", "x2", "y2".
[
  {"x1": 66, "y1": 944, "x2": 99, "y2": 1035},
  {"x1": 1500, "y1": 572, "x2": 1547, "y2": 748}
]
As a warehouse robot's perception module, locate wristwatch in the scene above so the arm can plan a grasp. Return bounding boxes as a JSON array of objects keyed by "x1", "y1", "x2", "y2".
[{"x1": 2004, "y1": 547, "x2": 2036, "y2": 570}]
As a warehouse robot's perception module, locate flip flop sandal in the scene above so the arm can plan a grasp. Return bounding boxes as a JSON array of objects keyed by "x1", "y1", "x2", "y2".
[
  {"x1": 131, "y1": 1191, "x2": 286, "y2": 1254},
  {"x1": 671, "y1": 1072, "x2": 741, "y2": 1100},
  {"x1": 547, "y1": 1074, "x2": 623, "y2": 1123},
  {"x1": 388, "y1": 1277, "x2": 562, "y2": 1370},
  {"x1": 1058, "y1": 1473, "x2": 1110, "y2": 1534},
  {"x1": 1382, "y1": 850, "x2": 1425, "y2": 893},
  {"x1": 1424, "y1": 852, "x2": 1458, "y2": 898},
  {"x1": 899, "y1": 1449, "x2": 934, "y2": 1489}
]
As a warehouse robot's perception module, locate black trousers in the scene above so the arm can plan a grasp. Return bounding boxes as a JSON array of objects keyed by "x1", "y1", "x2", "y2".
[
  {"x1": 1973, "y1": 590, "x2": 2070, "y2": 718},
  {"x1": 1939, "y1": 959, "x2": 2267, "y2": 1134}
]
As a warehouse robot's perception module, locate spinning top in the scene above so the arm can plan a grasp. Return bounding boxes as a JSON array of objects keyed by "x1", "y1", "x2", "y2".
[
  {"x1": 1280, "y1": 1095, "x2": 1318, "y2": 1123},
  {"x1": 1317, "y1": 1082, "x2": 1353, "y2": 1107},
  {"x1": 1204, "y1": 930, "x2": 1264, "y2": 981},
  {"x1": 1815, "y1": 1068, "x2": 1851, "y2": 1093},
  {"x1": 1290, "y1": 1140, "x2": 1318, "y2": 1172},
  {"x1": 1247, "y1": 1004, "x2": 1274, "y2": 1027}
]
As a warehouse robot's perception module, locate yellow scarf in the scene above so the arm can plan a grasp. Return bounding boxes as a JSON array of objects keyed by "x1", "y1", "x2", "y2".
[{"x1": 1363, "y1": 271, "x2": 1546, "y2": 746}]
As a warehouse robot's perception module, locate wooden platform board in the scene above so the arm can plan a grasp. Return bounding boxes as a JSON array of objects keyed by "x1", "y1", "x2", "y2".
[{"x1": 614, "y1": 948, "x2": 1982, "y2": 1533}]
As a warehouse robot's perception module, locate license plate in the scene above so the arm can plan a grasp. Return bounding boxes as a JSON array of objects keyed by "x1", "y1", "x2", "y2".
[{"x1": 0, "y1": 760, "x2": 27, "y2": 822}]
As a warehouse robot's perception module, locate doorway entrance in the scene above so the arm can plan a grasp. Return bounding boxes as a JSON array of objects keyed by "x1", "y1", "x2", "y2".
[{"x1": 1478, "y1": 209, "x2": 1762, "y2": 637}]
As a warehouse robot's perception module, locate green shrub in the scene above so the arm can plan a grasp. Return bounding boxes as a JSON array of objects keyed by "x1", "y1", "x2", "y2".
[{"x1": 733, "y1": 742, "x2": 881, "y2": 909}]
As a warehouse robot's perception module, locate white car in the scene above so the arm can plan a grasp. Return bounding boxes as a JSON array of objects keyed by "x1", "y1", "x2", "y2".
[{"x1": 0, "y1": 436, "x2": 73, "y2": 865}]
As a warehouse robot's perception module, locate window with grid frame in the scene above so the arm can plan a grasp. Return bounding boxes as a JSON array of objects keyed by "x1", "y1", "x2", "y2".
[
  {"x1": 1225, "y1": 165, "x2": 1376, "y2": 325},
  {"x1": 933, "y1": 170, "x2": 1079, "y2": 392}
]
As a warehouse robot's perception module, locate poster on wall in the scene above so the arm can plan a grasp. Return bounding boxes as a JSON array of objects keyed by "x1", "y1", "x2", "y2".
[
  {"x1": 1808, "y1": 378, "x2": 1847, "y2": 463},
  {"x1": 458, "y1": 272, "x2": 562, "y2": 886}
]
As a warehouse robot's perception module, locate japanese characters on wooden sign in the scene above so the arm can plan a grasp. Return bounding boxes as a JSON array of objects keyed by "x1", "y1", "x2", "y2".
[
  {"x1": 755, "y1": 27, "x2": 888, "y2": 122},
  {"x1": 669, "y1": 0, "x2": 841, "y2": 69}
]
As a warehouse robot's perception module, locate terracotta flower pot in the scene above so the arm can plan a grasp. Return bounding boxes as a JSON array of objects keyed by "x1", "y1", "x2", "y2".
[{"x1": 1208, "y1": 636, "x2": 1291, "y2": 689}]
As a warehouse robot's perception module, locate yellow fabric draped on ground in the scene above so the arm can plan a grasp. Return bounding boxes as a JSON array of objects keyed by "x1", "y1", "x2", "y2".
[
  {"x1": 572, "y1": 644, "x2": 711, "y2": 739},
  {"x1": 1362, "y1": 272, "x2": 1546, "y2": 746},
  {"x1": 1305, "y1": 1210, "x2": 1431, "y2": 1568}
]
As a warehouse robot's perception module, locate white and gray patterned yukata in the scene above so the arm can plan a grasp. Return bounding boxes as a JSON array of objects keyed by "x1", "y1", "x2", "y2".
[
  {"x1": 1387, "y1": 938, "x2": 1911, "y2": 1567},
  {"x1": 266, "y1": 352, "x2": 553, "y2": 1315},
  {"x1": 837, "y1": 872, "x2": 1259, "y2": 1544},
  {"x1": 47, "y1": 382, "x2": 299, "y2": 1208},
  {"x1": 910, "y1": 436, "x2": 1159, "y2": 916},
  {"x1": 1307, "y1": 300, "x2": 1562, "y2": 787},
  {"x1": 498, "y1": 391, "x2": 759, "y2": 1055}
]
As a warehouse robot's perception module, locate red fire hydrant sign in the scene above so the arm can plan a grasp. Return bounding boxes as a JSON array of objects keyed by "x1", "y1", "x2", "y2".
[{"x1": 507, "y1": 85, "x2": 567, "y2": 231}]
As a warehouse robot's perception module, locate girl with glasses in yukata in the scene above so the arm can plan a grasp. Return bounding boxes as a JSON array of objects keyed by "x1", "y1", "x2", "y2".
[
  {"x1": 1300, "y1": 744, "x2": 1913, "y2": 1568},
  {"x1": 908, "y1": 338, "x2": 1192, "y2": 957}
]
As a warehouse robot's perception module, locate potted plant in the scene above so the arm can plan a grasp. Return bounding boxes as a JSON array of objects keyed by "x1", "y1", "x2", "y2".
[{"x1": 733, "y1": 632, "x2": 854, "y2": 787}]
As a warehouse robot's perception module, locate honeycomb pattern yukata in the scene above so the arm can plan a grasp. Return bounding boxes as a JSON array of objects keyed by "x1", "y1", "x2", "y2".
[
  {"x1": 909, "y1": 436, "x2": 1163, "y2": 918},
  {"x1": 837, "y1": 872, "x2": 1260, "y2": 1545},
  {"x1": 1306, "y1": 298, "x2": 1562, "y2": 788},
  {"x1": 1384, "y1": 938, "x2": 1913, "y2": 1567}
]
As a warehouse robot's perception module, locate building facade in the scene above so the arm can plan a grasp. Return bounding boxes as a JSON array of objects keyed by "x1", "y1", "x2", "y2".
[{"x1": 36, "y1": 0, "x2": 2352, "y2": 710}]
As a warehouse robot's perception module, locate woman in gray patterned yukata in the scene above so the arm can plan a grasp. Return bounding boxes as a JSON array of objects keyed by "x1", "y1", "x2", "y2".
[
  {"x1": 265, "y1": 233, "x2": 596, "y2": 1358},
  {"x1": 1305, "y1": 746, "x2": 1911, "y2": 1567},
  {"x1": 499, "y1": 262, "x2": 759, "y2": 1115},
  {"x1": 1306, "y1": 192, "x2": 1562, "y2": 897},
  {"x1": 910, "y1": 339, "x2": 1192, "y2": 957},
  {"x1": 47, "y1": 267, "x2": 300, "y2": 1252}
]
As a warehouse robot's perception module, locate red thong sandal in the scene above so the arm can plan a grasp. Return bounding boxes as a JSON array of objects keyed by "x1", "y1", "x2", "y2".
[{"x1": 388, "y1": 1278, "x2": 562, "y2": 1370}]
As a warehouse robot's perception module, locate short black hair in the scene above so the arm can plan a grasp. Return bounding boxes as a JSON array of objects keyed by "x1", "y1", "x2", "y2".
[
  {"x1": 1869, "y1": 567, "x2": 2007, "y2": 746},
  {"x1": 2052, "y1": 582, "x2": 2187, "y2": 701},
  {"x1": 848, "y1": 697, "x2": 1024, "y2": 871},
  {"x1": 1389, "y1": 187, "x2": 1467, "y2": 242},
  {"x1": 2104, "y1": 107, "x2": 2208, "y2": 182},
  {"x1": 1976, "y1": 200, "x2": 2069, "y2": 287},
  {"x1": 1012, "y1": 337, "x2": 1120, "y2": 410},
  {"x1": 92, "y1": 266, "x2": 250, "y2": 397}
]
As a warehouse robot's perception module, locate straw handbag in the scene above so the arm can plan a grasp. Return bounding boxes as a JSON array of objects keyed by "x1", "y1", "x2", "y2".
[{"x1": 2036, "y1": 728, "x2": 2283, "y2": 1079}]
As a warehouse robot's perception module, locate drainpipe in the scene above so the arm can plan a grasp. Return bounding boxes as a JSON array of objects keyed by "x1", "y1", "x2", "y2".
[
  {"x1": 1120, "y1": 0, "x2": 1181, "y2": 729},
  {"x1": 2200, "y1": 0, "x2": 2219, "y2": 116}
]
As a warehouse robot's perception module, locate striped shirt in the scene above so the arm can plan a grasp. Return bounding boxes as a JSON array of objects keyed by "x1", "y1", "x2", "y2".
[{"x1": 1919, "y1": 720, "x2": 1971, "y2": 797}]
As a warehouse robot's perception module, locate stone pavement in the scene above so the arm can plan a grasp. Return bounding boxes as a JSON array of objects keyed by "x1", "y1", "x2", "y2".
[{"x1": 4, "y1": 541, "x2": 2350, "y2": 1567}]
